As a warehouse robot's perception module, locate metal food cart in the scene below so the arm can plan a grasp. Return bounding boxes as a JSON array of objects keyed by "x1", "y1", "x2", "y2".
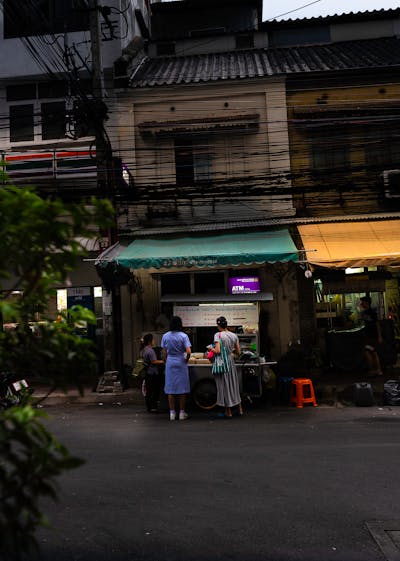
[
  {"x1": 189, "y1": 359, "x2": 276, "y2": 409},
  {"x1": 159, "y1": 293, "x2": 276, "y2": 409}
]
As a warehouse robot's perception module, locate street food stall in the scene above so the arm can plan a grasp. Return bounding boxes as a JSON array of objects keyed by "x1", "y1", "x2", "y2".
[
  {"x1": 298, "y1": 220, "x2": 400, "y2": 371},
  {"x1": 160, "y1": 291, "x2": 276, "y2": 409},
  {"x1": 96, "y1": 228, "x2": 299, "y2": 407}
]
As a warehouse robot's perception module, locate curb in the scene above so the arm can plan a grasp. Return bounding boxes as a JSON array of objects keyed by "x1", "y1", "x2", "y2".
[{"x1": 32, "y1": 387, "x2": 143, "y2": 407}]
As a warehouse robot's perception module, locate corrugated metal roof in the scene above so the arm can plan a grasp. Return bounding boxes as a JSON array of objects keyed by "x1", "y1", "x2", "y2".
[
  {"x1": 120, "y1": 213, "x2": 400, "y2": 238},
  {"x1": 75, "y1": 237, "x2": 105, "y2": 252},
  {"x1": 130, "y1": 37, "x2": 400, "y2": 88},
  {"x1": 262, "y1": 7, "x2": 400, "y2": 26}
]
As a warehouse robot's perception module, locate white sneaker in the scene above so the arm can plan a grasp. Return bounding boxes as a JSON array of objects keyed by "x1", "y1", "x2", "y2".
[
  {"x1": 179, "y1": 411, "x2": 189, "y2": 421},
  {"x1": 169, "y1": 411, "x2": 176, "y2": 421}
]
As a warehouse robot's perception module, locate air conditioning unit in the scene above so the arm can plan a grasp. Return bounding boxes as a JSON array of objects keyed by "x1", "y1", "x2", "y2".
[{"x1": 382, "y1": 169, "x2": 400, "y2": 199}]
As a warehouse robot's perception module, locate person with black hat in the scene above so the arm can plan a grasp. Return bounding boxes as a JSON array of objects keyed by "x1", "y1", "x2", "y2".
[
  {"x1": 360, "y1": 295, "x2": 383, "y2": 377},
  {"x1": 213, "y1": 316, "x2": 243, "y2": 417}
]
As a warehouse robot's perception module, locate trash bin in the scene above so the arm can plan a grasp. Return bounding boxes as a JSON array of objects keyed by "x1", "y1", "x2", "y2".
[{"x1": 353, "y1": 382, "x2": 374, "y2": 406}]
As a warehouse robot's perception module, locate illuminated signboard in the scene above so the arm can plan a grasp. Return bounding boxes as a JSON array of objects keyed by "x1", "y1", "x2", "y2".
[{"x1": 229, "y1": 276, "x2": 260, "y2": 294}]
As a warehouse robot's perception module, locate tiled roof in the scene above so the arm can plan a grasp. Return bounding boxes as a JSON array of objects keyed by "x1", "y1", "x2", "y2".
[
  {"x1": 121, "y1": 213, "x2": 400, "y2": 237},
  {"x1": 130, "y1": 37, "x2": 400, "y2": 87}
]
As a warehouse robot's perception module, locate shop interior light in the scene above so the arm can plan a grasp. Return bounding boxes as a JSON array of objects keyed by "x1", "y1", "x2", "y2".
[
  {"x1": 57, "y1": 289, "x2": 67, "y2": 311},
  {"x1": 94, "y1": 286, "x2": 102, "y2": 298},
  {"x1": 345, "y1": 266, "x2": 378, "y2": 274},
  {"x1": 198, "y1": 302, "x2": 255, "y2": 307}
]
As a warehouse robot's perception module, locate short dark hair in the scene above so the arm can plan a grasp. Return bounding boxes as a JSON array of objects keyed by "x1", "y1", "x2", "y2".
[
  {"x1": 360, "y1": 296, "x2": 371, "y2": 305},
  {"x1": 216, "y1": 316, "x2": 228, "y2": 328},
  {"x1": 143, "y1": 333, "x2": 153, "y2": 346},
  {"x1": 170, "y1": 315, "x2": 183, "y2": 331}
]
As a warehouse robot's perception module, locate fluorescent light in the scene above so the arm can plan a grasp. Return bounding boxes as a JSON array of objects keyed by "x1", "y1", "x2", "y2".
[
  {"x1": 345, "y1": 267, "x2": 364, "y2": 275},
  {"x1": 94, "y1": 286, "x2": 102, "y2": 298},
  {"x1": 198, "y1": 302, "x2": 256, "y2": 307}
]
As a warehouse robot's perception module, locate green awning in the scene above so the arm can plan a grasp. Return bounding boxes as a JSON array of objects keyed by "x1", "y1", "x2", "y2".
[{"x1": 116, "y1": 230, "x2": 298, "y2": 269}]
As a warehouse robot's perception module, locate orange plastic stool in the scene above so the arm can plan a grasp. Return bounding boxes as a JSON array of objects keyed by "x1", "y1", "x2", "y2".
[{"x1": 290, "y1": 378, "x2": 317, "y2": 408}]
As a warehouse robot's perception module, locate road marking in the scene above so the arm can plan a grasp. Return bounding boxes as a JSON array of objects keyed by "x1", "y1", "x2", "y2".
[{"x1": 366, "y1": 521, "x2": 400, "y2": 561}]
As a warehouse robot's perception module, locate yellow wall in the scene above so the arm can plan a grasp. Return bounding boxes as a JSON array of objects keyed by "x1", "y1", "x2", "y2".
[{"x1": 287, "y1": 81, "x2": 400, "y2": 215}]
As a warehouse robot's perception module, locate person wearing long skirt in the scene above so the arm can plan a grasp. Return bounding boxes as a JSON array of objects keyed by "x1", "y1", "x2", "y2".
[{"x1": 213, "y1": 316, "x2": 243, "y2": 418}]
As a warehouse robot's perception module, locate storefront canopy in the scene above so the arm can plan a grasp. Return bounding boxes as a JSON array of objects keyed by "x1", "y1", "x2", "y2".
[
  {"x1": 298, "y1": 220, "x2": 400, "y2": 268},
  {"x1": 115, "y1": 230, "x2": 299, "y2": 270}
]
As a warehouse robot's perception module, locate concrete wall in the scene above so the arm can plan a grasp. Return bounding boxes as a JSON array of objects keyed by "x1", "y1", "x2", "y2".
[
  {"x1": 331, "y1": 18, "x2": 400, "y2": 43},
  {"x1": 113, "y1": 78, "x2": 295, "y2": 228},
  {"x1": 147, "y1": 31, "x2": 268, "y2": 57},
  {"x1": 0, "y1": 0, "x2": 125, "y2": 79}
]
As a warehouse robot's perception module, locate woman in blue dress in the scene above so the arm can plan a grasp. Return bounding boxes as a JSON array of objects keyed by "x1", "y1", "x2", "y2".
[{"x1": 161, "y1": 316, "x2": 192, "y2": 421}]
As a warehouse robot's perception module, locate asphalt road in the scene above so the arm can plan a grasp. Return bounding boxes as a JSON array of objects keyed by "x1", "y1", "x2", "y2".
[{"x1": 32, "y1": 402, "x2": 400, "y2": 561}]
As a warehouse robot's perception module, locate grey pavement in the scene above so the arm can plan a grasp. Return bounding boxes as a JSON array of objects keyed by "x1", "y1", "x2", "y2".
[
  {"x1": 28, "y1": 401, "x2": 400, "y2": 561},
  {"x1": 32, "y1": 383, "x2": 144, "y2": 407},
  {"x1": 30, "y1": 370, "x2": 389, "y2": 408}
]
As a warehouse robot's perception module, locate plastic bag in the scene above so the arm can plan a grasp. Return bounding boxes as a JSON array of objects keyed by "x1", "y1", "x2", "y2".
[
  {"x1": 211, "y1": 342, "x2": 230, "y2": 375},
  {"x1": 384, "y1": 379, "x2": 400, "y2": 406},
  {"x1": 207, "y1": 350, "x2": 215, "y2": 361},
  {"x1": 132, "y1": 359, "x2": 147, "y2": 378}
]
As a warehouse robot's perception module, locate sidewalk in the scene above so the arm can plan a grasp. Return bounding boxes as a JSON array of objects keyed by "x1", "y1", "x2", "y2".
[
  {"x1": 29, "y1": 368, "x2": 399, "y2": 408},
  {"x1": 32, "y1": 383, "x2": 143, "y2": 407}
]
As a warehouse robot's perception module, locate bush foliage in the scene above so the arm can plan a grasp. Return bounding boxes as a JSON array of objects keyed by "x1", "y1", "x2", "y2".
[{"x1": 0, "y1": 183, "x2": 113, "y2": 559}]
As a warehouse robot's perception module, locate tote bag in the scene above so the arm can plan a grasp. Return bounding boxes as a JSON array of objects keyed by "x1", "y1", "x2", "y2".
[{"x1": 211, "y1": 338, "x2": 230, "y2": 375}]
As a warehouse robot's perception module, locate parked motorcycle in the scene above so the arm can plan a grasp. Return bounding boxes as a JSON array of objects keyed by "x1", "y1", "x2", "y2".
[{"x1": 0, "y1": 371, "x2": 32, "y2": 409}]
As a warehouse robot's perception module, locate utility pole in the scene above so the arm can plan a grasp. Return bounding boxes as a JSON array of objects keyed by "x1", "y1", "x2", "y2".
[{"x1": 89, "y1": 0, "x2": 123, "y2": 375}]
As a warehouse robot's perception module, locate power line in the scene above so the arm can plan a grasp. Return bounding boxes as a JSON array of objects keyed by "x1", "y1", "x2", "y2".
[{"x1": 266, "y1": 0, "x2": 323, "y2": 21}]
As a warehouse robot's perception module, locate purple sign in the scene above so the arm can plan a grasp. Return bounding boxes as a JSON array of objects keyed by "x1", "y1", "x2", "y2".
[{"x1": 229, "y1": 276, "x2": 260, "y2": 294}]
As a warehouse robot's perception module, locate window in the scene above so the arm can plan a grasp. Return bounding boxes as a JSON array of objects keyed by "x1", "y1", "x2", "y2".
[
  {"x1": 156, "y1": 42, "x2": 176, "y2": 56},
  {"x1": 311, "y1": 144, "x2": 349, "y2": 171},
  {"x1": 310, "y1": 129, "x2": 349, "y2": 173},
  {"x1": 41, "y1": 101, "x2": 66, "y2": 140},
  {"x1": 4, "y1": 0, "x2": 89, "y2": 38},
  {"x1": 7, "y1": 82, "x2": 67, "y2": 101},
  {"x1": 6, "y1": 84, "x2": 36, "y2": 102},
  {"x1": 9, "y1": 101, "x2": 66, "y2": 143},
  {"x1": 161, "y1": 272, "x2": 226, "y2": 297},
  {"x1": 175, "y1": 140, "x2": 194, "y2": 185},
  {"x1": 193, "y1": 150, "x2": 212, "y2": 182},
  {"x1": 38, "y1": 81, "x2": 67, "y2": 99},
  {"x1": 194, "y1": 273, "x2": 225, "y2": 294},
  {"x1": 7, "y1": 80, "x2": 70, "y2": 143},
  {"x1": 174, "y1": 138, "x2": 212, "y2": 185},
  {"x1": 161, "y1": 274, "x2": 191, "y2": 295},
  {"x1": 10, "y1": 105, "x2": 34, "y2": 142},
  {"x1": 365, "y1": 133, "x2": 400, "y2": 170},
  {"x1": 235, "y1": 34, "x2": 254, "y2": 50}
]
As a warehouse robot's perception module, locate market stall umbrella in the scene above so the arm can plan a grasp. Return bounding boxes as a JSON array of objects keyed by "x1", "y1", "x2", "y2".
[{"x1": 114, "y1": 229, "x2": 299, "y2": 270}]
